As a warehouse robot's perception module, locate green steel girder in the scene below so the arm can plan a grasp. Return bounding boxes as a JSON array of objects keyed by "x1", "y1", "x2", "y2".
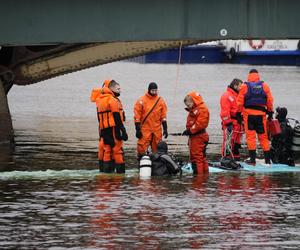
[{"x1": 1, "y1": 0, "x2": 300, "y2": 46}]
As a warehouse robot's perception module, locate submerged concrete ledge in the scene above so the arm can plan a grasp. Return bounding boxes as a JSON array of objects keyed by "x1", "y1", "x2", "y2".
[{"x1": 0, "y1": 79, "x2": 14, "y2": 146}]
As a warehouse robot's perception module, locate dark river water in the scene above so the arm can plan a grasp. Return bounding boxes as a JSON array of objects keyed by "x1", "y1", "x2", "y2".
[{"x1": 1, "y1": 62, "x2": 300, "y2": 249}]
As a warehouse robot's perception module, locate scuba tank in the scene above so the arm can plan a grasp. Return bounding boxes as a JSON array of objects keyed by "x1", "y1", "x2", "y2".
[
  {"x1": 139, "y1": 155, "x2": 152, "y2": 177},
  {"x1": 292, "y1": 120, "x2": 300, "y2": 153}
]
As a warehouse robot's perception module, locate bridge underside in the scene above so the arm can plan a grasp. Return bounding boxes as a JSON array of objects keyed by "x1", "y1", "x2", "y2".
[
  {"x1": 1, "y1": 0, "x2": 300, "y2": 150},
  {"x1": 1, "y1": 0, "x2": 300, "y2": 88},
  {"x1": 2, "y1": 0, "x2": 300, "y2": 45},
  {"x1": 0, "y1": 40, "x2": 201, "y2": 88},
  {"x1": 0, "y1": 40, "x2": 201, "y2": 147}
]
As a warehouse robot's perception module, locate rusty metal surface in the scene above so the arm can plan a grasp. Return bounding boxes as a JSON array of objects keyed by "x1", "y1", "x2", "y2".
[{"x1": 11, "y1": 40, "x2": 201, "y2": 85}]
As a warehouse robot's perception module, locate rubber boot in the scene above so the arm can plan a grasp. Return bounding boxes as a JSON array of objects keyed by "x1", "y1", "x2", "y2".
[
  {"x1": 191, "y1": 162, "x2": 198, "y2": 175},
  {"x1": 103, "y1": 161, "x2": 115, "y2": 173},
  {"x1": 246, "y1": 150, "x2": 256, "y2": 165},
  {"x1": 263, "y1": 151, "x2": 271, "y2": 164},
  {"x1": 203, "y1": 161, "x2": 209, "y2": 173},
  {"x1": 115, "y1": 163, "x2": 125, "y2": 174},
  {"x1": 233, "y1": 143, "x2": 241, "y2": 161},
  {"x1": 99, "y1": 160, "x2": 104, "y2": 172},
  {"x1": 234, "y1": 156, "x2": 241, "y2": 161}
]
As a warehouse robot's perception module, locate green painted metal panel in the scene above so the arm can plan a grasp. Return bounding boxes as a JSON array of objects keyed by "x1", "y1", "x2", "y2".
[
  {"x1": 248, "y1": 0, "x2": 300, "y2": 38},
  {"x1": 186, "y1": 0, "x2": 249, "y2": 39},
  {"x1": 0, "y1": 0, "x2": 300, "y2": 46}
]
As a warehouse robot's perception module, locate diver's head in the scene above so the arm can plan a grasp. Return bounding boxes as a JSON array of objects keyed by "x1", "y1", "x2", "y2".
[
  {"x1": 275, "y1": 106, "x2": 288, "y2": 122},
  {"x1": 157, "y1": 141, "x2": 168, "y2": 153}
]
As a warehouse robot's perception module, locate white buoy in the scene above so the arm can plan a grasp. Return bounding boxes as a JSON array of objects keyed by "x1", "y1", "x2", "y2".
[{"x1": 139, "y1": 156, "x2": 152, "y2": 177}]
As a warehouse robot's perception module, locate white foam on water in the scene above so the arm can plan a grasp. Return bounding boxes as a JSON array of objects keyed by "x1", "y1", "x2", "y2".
[{"x1": 0, "y1": 169, "x2": 139, "y2": 180}]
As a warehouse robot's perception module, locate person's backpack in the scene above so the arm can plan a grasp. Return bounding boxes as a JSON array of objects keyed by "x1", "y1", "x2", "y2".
[{"x1": 150, "y1": 153, "x2": 181, "y2": 176}]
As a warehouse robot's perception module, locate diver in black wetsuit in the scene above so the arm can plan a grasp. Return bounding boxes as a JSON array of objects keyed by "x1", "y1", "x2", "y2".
[
  {"x1": 149, "y1": 141, "x2": 181, "y2": 176},
  {"x1": 270, "y1": 107, "x2": 295, "y2": 166}
]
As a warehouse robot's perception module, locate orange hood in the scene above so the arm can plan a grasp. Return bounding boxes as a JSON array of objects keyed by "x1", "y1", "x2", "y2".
[
  {"x1": 187, "y1": 91, "x2": 204, "y2": 107},
  {"x1": 247, "y1": 72, "x2": 260, "y2": 82},
  {"x1": 100, "y1": 86, "x2": 115, "y2": 97},
  {"x1": 102, "y1": 79, "x2": 112, "y2": 88}
]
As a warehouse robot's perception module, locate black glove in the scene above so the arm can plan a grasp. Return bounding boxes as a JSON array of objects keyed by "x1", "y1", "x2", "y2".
[
  {"x1": 162, "y1": 121, "x2": 168, "y2": 139},
  {"x1": 121, "y1": 127, "x2": 128, "y2": 141},
  {"x1": 135, "y1": 122, "x2": 142, "y2": 139},
  {"x1": 113, "y1": 112, "x2": 127, "y2": 141},
  {"x1": 115, "y1": 127, "x2": 122, "y2": 141},
  {"x1": 236, "y1": 112, "x2": 243, "y2": 125},
  {"x1": 267, "y1": 111, "x2": 274, "y2": 121},
  {"x1": 182, "y1": 129, "x2": 191, "y2": 136},
  {"x1": 226, "y1": 122, "x2": 233, "y2": 133}
]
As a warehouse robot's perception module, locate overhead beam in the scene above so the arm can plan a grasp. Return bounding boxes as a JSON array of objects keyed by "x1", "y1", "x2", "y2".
[
  {"x1": 13, "y1": 40, "x2": 200, "y2": 85},
  {"x1": 1, "y1": 0, "x2": 300, "y2": 46}
]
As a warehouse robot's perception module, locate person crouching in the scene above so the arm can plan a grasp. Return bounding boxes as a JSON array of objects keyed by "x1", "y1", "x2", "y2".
[
  {"x1": 270, "y1": 107, "x2": 295, "y2": 166},
  {"x1": 182, "y1": 92, "x2": 210, "y2": 174},
  {"x1": 150, "y1": 141, "x2": 180, "y2": 176}
]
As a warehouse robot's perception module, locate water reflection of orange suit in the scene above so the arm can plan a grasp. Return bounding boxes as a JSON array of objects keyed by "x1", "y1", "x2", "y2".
[
  {"x1": 90, "y1": 175, "x2": 124, "y2": 248},
  {"x1": 184, "y1": 92, "x2": 210, "y2": 174},
  {"x1": 216, "y1": 175, "x2": 275, "y2": 232},
  {"x1": 91, "y1": 176, "x2": 169, "y2": 248},
  {"x1": 134, "y1": 92, "x2": 167, "y2": 158},
  {"x1": 188, "y1": 174, "x2": 209, "y2": 248},
  {"x1": 130, "y1": 178, "x2": 169, "y2": 246}
]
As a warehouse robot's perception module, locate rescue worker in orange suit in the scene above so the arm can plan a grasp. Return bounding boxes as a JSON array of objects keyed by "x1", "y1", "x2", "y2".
[
  {"x1": 182, "y1": 92, "x2": 210, "y2": 174},
  {"x1": 237, "y1": 69, "x2": 274, "y2": 165},
  {"x1": 95, "y1": 80, "x2": 128, "y2": 173},
  {"x1": 220, "y1": 78, "x2": 243, "y2": 160},
  {"x1": 134, "y1": 82, "x2": 168, "y2": 160},
  {"x1": 90, "y1": 79, "x2": 114, "y2": 172}
]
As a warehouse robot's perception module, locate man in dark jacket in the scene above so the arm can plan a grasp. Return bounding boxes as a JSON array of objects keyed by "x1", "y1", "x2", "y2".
[
  {"x1": 270, "y1": 107, "x2": 295, "y2": 166},
  {"x1": 150, "y1": 141, "x2": 181, "y2": 176}
]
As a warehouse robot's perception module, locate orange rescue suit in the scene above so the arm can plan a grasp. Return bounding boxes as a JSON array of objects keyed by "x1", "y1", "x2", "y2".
[
  {"x1": 134, "y1": 92, "x2": 167, "y2": 156},
  {"x1": 90, "y1": 84, "x2": 106, "y2": 168},
  {"x1": 237, "y1": 72, "x2": 273, "y2": 151},
  {"x1": 220, "y1": 87, "x2": 243, "y2": 159},
  {"x1": 95, "y1": 86, "x2": 126, "y2": 168},
  {"x1": 90, "y1": 80, "x2": 114, "y2": 166},
  {"x1": 185, "y1": 92, "x2": 210, "y2": 174}
]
